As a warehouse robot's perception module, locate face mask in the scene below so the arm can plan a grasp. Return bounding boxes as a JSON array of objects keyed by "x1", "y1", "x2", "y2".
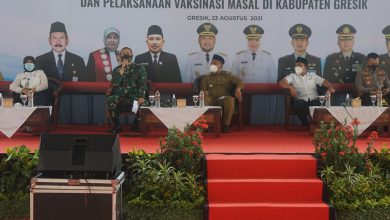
[
  {"x1": 122, "y1": 55, "x2": 132, "y2": 61},
  {"x1": 210, "y1": 64, "x2": 218, "y2": 73},
  {"x1": 24, "y1": 63, "x2": 35, "y2": 72},
  {"x1": 295, "y1": 66, "x2": 303, "y2": 75},
  {"x1": 369, "y1": 65, "x2": 377, "y2": 71}
]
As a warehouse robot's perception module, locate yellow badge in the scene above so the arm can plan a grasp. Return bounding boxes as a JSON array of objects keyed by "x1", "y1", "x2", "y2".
[
  {"x1": 250, "y1": 26, "x2": 257, "y2": 34},
  {"x1": 343, "y1": 26, "x2": 350, "y2": 34},
  {"x1": 204, "y1": 24, "x2": 211, "y2": 31},
  {"x1": 296, "y1": 25, "x2": 302, "y2": 34}
]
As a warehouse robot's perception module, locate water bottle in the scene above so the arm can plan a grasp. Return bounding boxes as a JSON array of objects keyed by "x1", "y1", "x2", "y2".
[
  {"x1": 155, "y1": 90, "x2": 160, "y2": 108},
  {"x1": 325, "y1": 91, "x2": 331, "y2": 108},
  {"x1": 0, "y1": 93, "x2": 3, "y2": 107},
  {"x1": 28, "y1": 91, "x2": 34, "y2": 107},
  {"x1": 199, "y1": 90, "x2": 204, "y2": 108},
  {"x1": 172, "y1": 93, "x2": 177, "y2": 107},
  {"x1": 377, "y1": 90, "x2": 383, "y2": 107},
  {"x1": 345, "y1": 93, "x2": 351, "y2": 107}
]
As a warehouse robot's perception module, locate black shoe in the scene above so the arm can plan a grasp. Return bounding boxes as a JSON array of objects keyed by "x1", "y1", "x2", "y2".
[
  {"x1": 222, "y1": 125, "x2": 230, "y2": 133},
  {"x1": 111, "y1": 127, "x2": 122, "y2": 134}
]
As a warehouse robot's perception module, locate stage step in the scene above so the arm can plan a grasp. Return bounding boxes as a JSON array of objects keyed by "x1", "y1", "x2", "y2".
[
  {"x1": 206, "y1": 154, "x2": 318, "y2": 179},
  {"x1": 207, "y1": 203, "x2": 329, "y2": 220},
  {"x1": 205, "y1": 154, "x2": 330, "y2": 220},
  {"x1": 207, "y1": 179, "x2": 324, "y2": 203}
]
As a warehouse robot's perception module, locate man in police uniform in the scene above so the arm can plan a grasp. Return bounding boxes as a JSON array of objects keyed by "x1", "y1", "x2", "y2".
[
  {"x1": 323, "y1": 24, "x2": 366, "y2": 83},
  {"x1": 200, "y1": 54, "x2": 243, "y2": 133},
  {"x1": 355, "y1": 53, "x2": 390, "y2": 106},
  {"x1": 231, "y1": 25, "x2": 276, "y2": 83},
  {"x1": 278, "y1": 24, "x2": 321, "y2": 82},
  {"x1": 379, "y1": 25, "x2": 390, "y2": 76},
  {"x1": 183, "y1": 22, "x2": 229, "y2": 82},
  {"x1": 134, "y1": 25, "x2": 181, "y2": 83},
  {"x1": 107, "y1": 47, "x2": 147, "y2": 133},
  {"x1": 36, "y1": 21, "x2": 86, "y2": 82},
  {"x1": 86, "y1": 27, "x2": 121, "y2": 82}
]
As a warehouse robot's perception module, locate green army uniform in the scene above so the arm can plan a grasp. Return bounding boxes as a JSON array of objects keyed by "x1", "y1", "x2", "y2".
[
  {"x1": 323, "y1": 24, "x2": 366, "y2": 83},
  {"x1": 200, "y1": 71, "x2": 243, "y2": 127},
  {"x1": 107, "y1": 63, "x2": 147, "y2": 129},
  {"x1": 380, "y1": 25, "x2": 390, "y2": 76},
  {"x1": 278, "y1": 24, "x2": 322, "y2": 82}
]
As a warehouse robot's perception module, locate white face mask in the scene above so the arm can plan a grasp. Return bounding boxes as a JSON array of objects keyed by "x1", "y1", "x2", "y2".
[
  {"x1": 295, "y1": 66, "x2": 303, "y2": 75},
  {"x1": 210, "y1": 64, "x2": 218, "y2": 73}
]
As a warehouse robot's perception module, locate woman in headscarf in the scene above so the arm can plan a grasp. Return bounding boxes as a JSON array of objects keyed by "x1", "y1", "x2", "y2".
[{"x1": 9, "y1": 56, "x2": 49, "y2": 105}]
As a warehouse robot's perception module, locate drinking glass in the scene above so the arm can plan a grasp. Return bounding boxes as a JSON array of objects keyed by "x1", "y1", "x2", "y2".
[
  {"x1": 318, "y1": 96, "x2": 325, "y2": 107},
  {"x1": 193, "y1": 95, "x2": 199, "y2": 107},
  {"x1": 149, "y1": 95, "x2": 155, "y2": 107},
  {"x1": 20, "y1": 94, "x2": 28, "y2": 107},
  {"x1": 370, "y1": 95, "x2": 377, "y2": 107}
]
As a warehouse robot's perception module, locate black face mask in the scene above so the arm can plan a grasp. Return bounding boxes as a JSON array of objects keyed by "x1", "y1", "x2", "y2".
[
  {"x1": 122, "y1": 55, "x2": 132, "y2": 61},
  {"x1": 369, "y1": 65, "x2": 377, "y2": 71}
]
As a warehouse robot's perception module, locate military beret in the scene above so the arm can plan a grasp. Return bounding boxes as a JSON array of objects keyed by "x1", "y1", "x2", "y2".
[
  {"x1": 212, "y1": 54, "x2": 225, "y2": 64},
  {"x1": 336, "y1": 24, "x2": 356, "y2": 40},
  {"x1": 382, "y1": 25, "x2": 390, "y2": 40},
  {"x1": 103, "y1": 27, "x2": 120, "y2": 41},
  {"x1": 50, "y1": 21, "x2": 67, "y2": 36},
  {"x1": 197, "y1": 23, "x2": 218, "y2": 36},
  {"x1": 243, "y1": 25, "x2": 264, "y2": 39},
  {"x1": 147, "y1": 25, "x2": 163, "y2": 37},
  {"x1": 289, "y1": 24, "x2": 311, "y2": 39},
  {"x1": 296, "y1": 57, "x2": 308, "y2": 66}
]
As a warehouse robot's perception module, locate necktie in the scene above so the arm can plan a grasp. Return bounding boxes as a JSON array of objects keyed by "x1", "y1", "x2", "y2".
[
  {"x1": 153, "y1": 54, "x2": 158, "y2": 65},
  {"x1": 57, "y1": 54, "x2": 64, "y2": 79},
  {"x1": 345, "y1": 56, "x2": 350, "y2": 62},
  {"x1": 206, "y1": 53, "x2": 210, "y2": 63},
  {"x1": 252, "y1": 53, "x2": 256, "y2": 61}
]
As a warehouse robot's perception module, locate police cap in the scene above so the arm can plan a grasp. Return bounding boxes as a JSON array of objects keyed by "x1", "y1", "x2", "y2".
[
  {"x1": 197, "y1": 23, "x2": 218, "y2": 36},
  {"x1": 382, "y1": 25, "x2": 390, "y2": 40},
  {"x1": 289, "y1": 24, "x2": 311, "y2": 39},
  {"x1": 243, "y1": 25, "x2": 264, "y2": 39},
  {"x1": 336, "y1": 24, "x2": 356, "y2": 40}
]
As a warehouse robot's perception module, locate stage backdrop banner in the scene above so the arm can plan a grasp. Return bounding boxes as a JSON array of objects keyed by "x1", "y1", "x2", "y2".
[{"x1": 0, "y1": 0, "x2": 389, "y2": 81}]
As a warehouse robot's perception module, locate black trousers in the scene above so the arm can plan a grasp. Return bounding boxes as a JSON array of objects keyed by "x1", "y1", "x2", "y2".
[{"x1": 292, "y1": 98, "x2": 321, "y2": 126}]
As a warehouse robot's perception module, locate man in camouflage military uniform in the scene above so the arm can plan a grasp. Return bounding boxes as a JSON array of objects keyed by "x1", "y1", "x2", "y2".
[
  {"x1": 379, "y1": 25, "x2": 390, "y2": 77},
  {"x1": 183, "y1": 22, "x2": 229, "y2": 82},
  {"x1": 107, "y1": 47, "x2": 147, "y2": 133},
  {"x1": 355, "y1": 53, "x2": 390, "y2": 106},
  {"x1": 323, "y1": 24, "x2": 366, "y2": 83},
  {"x1": 278, "y1": 24, "x2": 321, "y2": 82},
  {"x1": 200, "y1": 54, "x2": 243, "y2": 133},
  {"x1": 231, "y1": 25, "x2": 276, "y2": 83}
]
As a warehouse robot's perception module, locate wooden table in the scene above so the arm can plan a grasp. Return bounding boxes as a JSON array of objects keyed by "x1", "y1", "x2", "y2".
[
  {"x1": 139, "y1": 107, "x2": 221, "y2": 137},
  {"x1": 311, "y1": 107, "x2": 390, "y2": 136}
]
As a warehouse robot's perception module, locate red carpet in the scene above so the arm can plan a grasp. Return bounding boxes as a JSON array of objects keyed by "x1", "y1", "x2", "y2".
[
  {"x1": 0, "y1": 125, "x2": 387, "y2": 154},
  {"x1": 206, "y1": 154, "x2": 331, "y2": 220}
]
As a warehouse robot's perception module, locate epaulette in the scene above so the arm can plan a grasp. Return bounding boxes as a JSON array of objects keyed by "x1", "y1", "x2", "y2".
[
  {"x1": 262, "y1": 50, "x2": 271, "y2": 55},
  {"x1": 236, "y1": 50, "x2": 245, "y2": 55}
]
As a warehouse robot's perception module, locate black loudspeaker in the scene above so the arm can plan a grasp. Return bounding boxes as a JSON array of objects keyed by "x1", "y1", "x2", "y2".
[{"x1": 38, "y1": 134, "x2": 121, "y2": 179}]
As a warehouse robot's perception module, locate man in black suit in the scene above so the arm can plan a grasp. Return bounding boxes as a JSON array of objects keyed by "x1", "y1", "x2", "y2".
[
  {"x1": 134, "y1": 25, "x2": 181, "y2": 83},
  {"x1": 278, "y1": 24, "x2": 322, "y2": 82},
  {"x1": 36, "y1": 21, "x2": 86, "y2": 82}
]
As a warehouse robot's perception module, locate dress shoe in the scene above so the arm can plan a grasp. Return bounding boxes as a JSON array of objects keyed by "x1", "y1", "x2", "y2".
[
  {"x1": 111, "y1": 127, "x2": 122, "y2": 134},
  {"x1": 222, "y1": 125, "x2": 230, "y2": 133}
]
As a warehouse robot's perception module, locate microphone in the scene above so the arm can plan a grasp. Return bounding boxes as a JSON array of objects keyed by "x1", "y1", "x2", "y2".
[{"x1": 341, "y1": 103, "x2": 353, "y2": 121}]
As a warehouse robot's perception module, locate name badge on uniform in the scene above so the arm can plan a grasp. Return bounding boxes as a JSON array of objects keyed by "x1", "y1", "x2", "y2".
[
  {"x1": 72, "y1": 76, "x2": 78, "y2": 82},
  {"x1": 195, "y1": 63, "x2": 202, "y2": 66},
  {"x1": 240, "y1": 61, "x2": 248, "y2": 64}
]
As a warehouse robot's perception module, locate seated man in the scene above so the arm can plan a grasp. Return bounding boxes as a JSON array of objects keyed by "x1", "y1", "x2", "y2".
[
  {"x1": 200, "y1": 54, "x2": 243, "y2": 133},
  {"x1": 355, "y1": 52, "x2": 390, "y2": 106},
  {"x1": 279, "y1": 57, "x2": 335, "y2": 126},
  {"x1": 107, "y1": 47, "x2": 147, "y2": 133},
  {"x1": 9, "y1": 56, "x2": 49, "y2": 105}
]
